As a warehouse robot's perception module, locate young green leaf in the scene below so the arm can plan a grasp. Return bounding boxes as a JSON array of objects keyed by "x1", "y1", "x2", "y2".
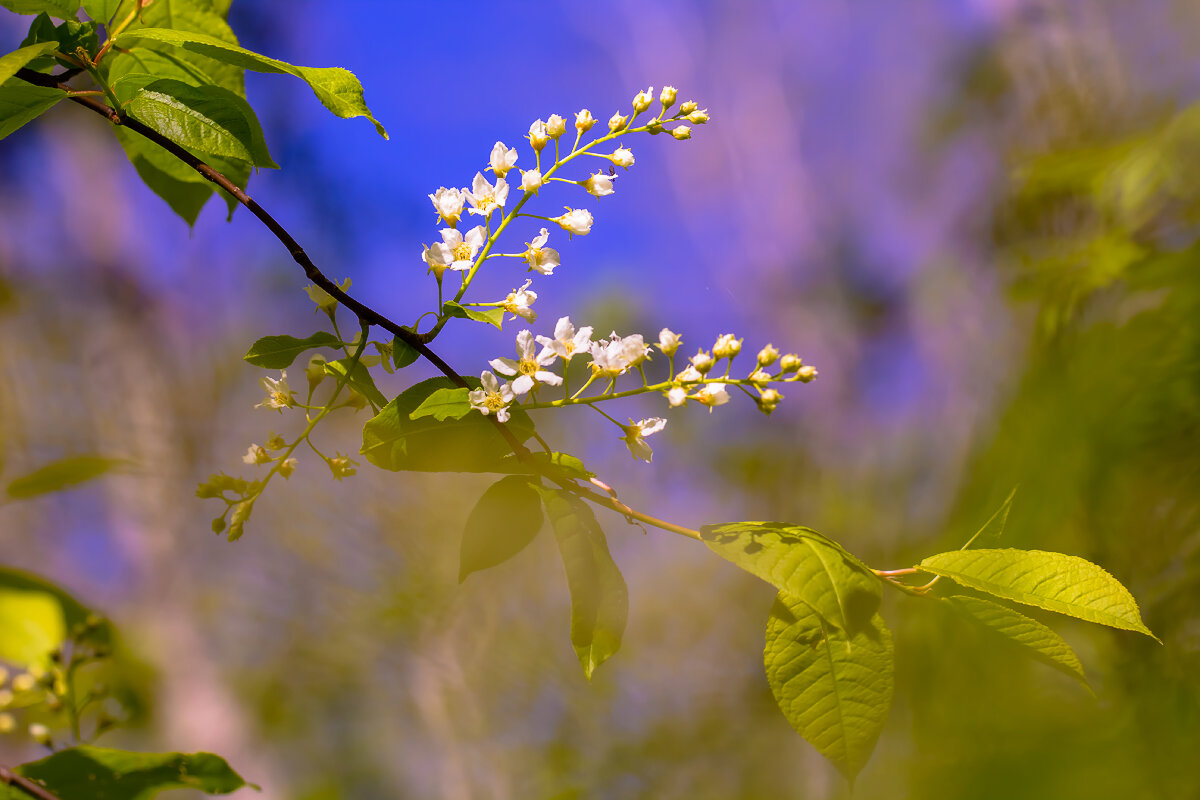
[
  {"x1": 79, "y1": 0, "x2": 119, "y2": 21},
  {"x1": 764, "y1": 592, "x2": 894, "y2": 784},
  {"x1": 459, "y1": 476, "x2": 544, "y2": 582},
  {"x1": 0, "y1": 41, "x2": 59, "y2": 85},
  {"x1": 392, "y1": 335, "x2": 420, "y2": 369},
  {"x1": 0, "y1": 0, "x2": 78, "y2": 18},
  {"x1": 494, "y1": 451, "x2": 594, "y2": 481},
  {"x1": 112, "y1": 26, "x2": 388, "y2": 137},
  {"x1": 0, "y1": 587, "x2": 64, "y2": 666},
  {"x1": 15, "y1": 746, "x2": 249, "y2": 799},
  {"x1": 535, "y1": 486, "x2": 628, "y2": 681},
  {"x1": 361, "y1": 377, "x2": 536, "y2": 473},
  {"x1": 943, "y1": 595, "x2": 1091, "y2": 692},
  {"x1": 700, "y1": 522, "x2": 881, "y2": 635},
  {"x1": 123, "y1": 78, "x2": 278, "y2": 167},
  {"x1": 243, "y1": 331, "x2": 341, "y2": 369},
  {"x1": 409, "y1": 387, "x2": 472, "y2": 421},
  {"x1": 324, "y1": 357, "x2": 387, "y2": 408},
  {"x1": 441, "y1": 300, "x2": 505, "y2": 329},
  {"x1": 0, "y1": 77, "x2": 66, "y2": 141},
  {"x1": 6, "y1": 454, "x2": 124, "y2": 499},
  {"x1": 119, "y1": 2, "x2": 244, "y2": 97},
  {"x1": 918, "y1": 548, "x2": 1158, "y2": 640}
]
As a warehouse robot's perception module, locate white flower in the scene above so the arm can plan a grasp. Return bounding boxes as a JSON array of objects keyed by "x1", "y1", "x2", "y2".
[
  {"x1": 611, "y1": 147, "x2": 635, "y2": 168},
  {"x1": 546, "y1": 114, "x2": 567, "y2": 138},
  {"x1": 467, "y1": 172, "x2": 509, "y2": 218},
  {"x1": 520, "y1": 168, "x2": 545, "y2": 195},
  {"x1": 429, "y1": 186, "x2": 466, "y2": 226},
  {"x1": 583, "y1": 171, "x2": 615, "y2": 198},
  {"x1": 328, "y1": 453, "x2": 357, "y2": 481},
  {"x1": 256, "y1": 371, "x2": 296, "y2": 412},
  {"x1": 490, "y1": 330, "x2": 564, "y2": 396},
  {"x1": 658, "y1": 328, "x2": 681, "y2": 356},
  {"x1": 502, "y1": 279, "x2": 538, "y2": 322},
  {"x1": 632, "y1": 86, "x2": 654, "y2": 113},
  {"x1": 242, "y1": 444, "x2": 271, "y2": 465},
  {"x1": 621, "y1": 333, "x2": 652, "y2": 368},
  {"x1": 469, "y1": 371, "x2": 515, "y2": 422},
  {"x1": 693, "y1": 382, "x2": 730, "y2": 410},
  {"x1": 303, "y1": 277, "x2": 350, "y2": 314},
  {"x1": 424, "y1": 225, "x2": 487, "y2": 275},
  {"x1": 589, "y1": 332, "x2": 649, "y2": 378},
  {"x1": 620, "y1": 417, "x2": 666, "y2": 462},
  {"x1": 487, "y1": 141, "x2": 518, "y2": 177},
  {"x1": 522, "y1": 228, "x2": 561, "y2": 275},
  {"x1": 575, "y1": 109, "x2": 596, "y2": 132},
  {"x1": 675, "y1": 364, "x2": 703, "y2": 382},
  {"x1": 666, "y1": 386, "x2": 688, "y2": 407},
  {"x1": 536, "y1": 316, "x2": 594, "y2": 362},
  {"x1": 528, "y1": 119, "x2": 549, "y2": 151},
  {"x1": 277, "y1": 458, "x2": 298, "y2": 478},
  {"x1": 553, "y1": 207, "x2": 594, "y2": 237}
]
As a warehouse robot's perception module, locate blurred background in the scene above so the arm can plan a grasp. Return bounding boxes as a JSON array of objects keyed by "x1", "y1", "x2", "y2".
[{"x1": 3, "y1": 0, "x2": 1200, "y2": 797}]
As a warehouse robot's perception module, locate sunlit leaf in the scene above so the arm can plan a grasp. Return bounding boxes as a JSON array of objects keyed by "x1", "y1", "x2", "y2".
[
  {"x1": 392, "y1": 335, "x2": 419, "y2": 369},
  {"x1": 459, "y1": 476, "x2": 544, "y2": 582},
  {"x1": 324, "y1": 356, "x2": 387, "y2": 408},
  {"x1": 494, "y1": 451, "x2": 594, "y2": 481},
  {"x1": 0, "y1": 41, "x2": 58, "y2": 85},
  {"x1": 14, "y1": 746, "x2": 248, "y2": 800},
  {"x1": 0, "y1": 77, "x2": 65, "y2": 141},
  {"x1": 918, "y1": 548, "x2": 1158, "y2": 640},
  {"x1": 535, "y1": 486, "x2": 627, "y2": 680},
  {"x1": 0, "y1": 588, "x2": 64, "y2": 666},
  {"x1": 243, "y1": 331, "x2": 341, "y2": 369},
  {"x1": 441, "y1": 300, "x2": 505, "y2": 329},
  {"x1": 409, "y1": 387, "x2": 472, "y2": 421},
  {"x1": 764, "y1": 592, "x2": 893, "y2": 784},
  {"x1": 113, "y1": 26, "x2": 387, "y2": 137},
  {"x1": 6, "y1": 455, "x2": 124, "y2": 499},
  {"x1": 943, "y1": 594, "x2": 1091, "y2": 692},
  {"x1": 0, "y1": 0, "x2": 78, "y2": 18},
  {"x1": 700, "y1": 521, "x2": 881, "y2": 634}
]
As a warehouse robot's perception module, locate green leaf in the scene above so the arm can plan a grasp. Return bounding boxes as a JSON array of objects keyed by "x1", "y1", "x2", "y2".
[
  {"x1": 0, "y1": 77, "x2": 66, "y2": 141},
  {"x1": 764, "y1": 593, "x2": 894, "y2": 784},
  {"x1": 325, "y1": 357, "x2": 387, "y2": 408},
  {"x1": 943, "y1": 595, "x2": 1091, "y2": 692},
  {"x1": 960, "y1": 487, "x2": 1017, "y2": 550},
  {"x1": 0, "y1": 0, "x2": 78, "y2": 18},
  {"x1": 19, "y1": 13, "x2": 96, "y2": 58},
  {"x1": 243, "y1": 331, "x2": 341, "y2": 369},
  {"x1": 409, "y1": 387, "x2": 472, "y2": 421},
  {"x1": 392, "y1": 335, "x2": 420, "y2": 369},
  {"x1": 0, "y1": 567, "x2": 113, "y2": 667},
  {"x1": 361, "y1": 377, "x2": 536, "y2": 473},
  {"x1": 113, "y1": 26, "x2": 387, "y2": 137},
  {"x1": 917, "y1": 548, "x2": 1158, "y2": 640},
  {"x1": 535, "y1": 486, "x2": 628, "y2": 680},
  {"x1": 0, "y1": 41, "x2": 59, "y2": 85},
  {"x1": 441, "y1": 300, "x2": 504, "y2": 329},
  {"x1": 123, "y1": 78, "x2": 277, "y2": 167},
  {"x1": 80, "y1": 0, "x2": 120, "y2": 21},
  {"x1": 700, "y1": 521, "x2": 881, "y2": 635},
  {"x1": 459, "y1": 475, "x2": 544, "y2": 582},
  {"x1": 6, "y1": 454, "x2": 124, "y2": 499},
  {"x1": 495, "y1": 450, "x2": 594, "y2": 481},
  {"x1": 15, "y1": 746, "x2": 248, "y2": 800},
  {"x1": 124, "y1": 3, "x2": 243, "y2": 96}
]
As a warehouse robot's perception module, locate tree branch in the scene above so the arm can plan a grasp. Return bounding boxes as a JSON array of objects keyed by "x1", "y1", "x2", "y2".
[{"x1": 0, "y1": 764, "x2": 63, "y2": 800}]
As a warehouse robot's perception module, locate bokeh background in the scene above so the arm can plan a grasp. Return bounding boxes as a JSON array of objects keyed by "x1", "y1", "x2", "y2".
[{"x1": 3, "y1": 0, "x2": 1200, "y2": 797}]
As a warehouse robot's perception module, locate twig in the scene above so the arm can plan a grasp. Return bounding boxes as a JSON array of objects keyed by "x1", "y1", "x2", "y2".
[{"x1": 0, "y1": 764, "x2": 64, "y2": 800}]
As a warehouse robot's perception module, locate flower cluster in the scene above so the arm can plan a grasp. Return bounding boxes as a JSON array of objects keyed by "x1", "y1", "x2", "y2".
[{"x1": 470, "y1": 317, "x2": 815, "y2": 462}]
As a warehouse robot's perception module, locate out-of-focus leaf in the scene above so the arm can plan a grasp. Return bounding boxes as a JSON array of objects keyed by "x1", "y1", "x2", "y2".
[
  {"x1": 960, "y1": 487, "x2": 1017, "y2": 549},
  {"x1": 113, "y1": 26, "x2": 387, "y2": 136},
  {"x1": 243, "y1": 331, "x2": 340, "y2": 369},
  {"x1": 0, "y1": 41, "x2": 58, "y2": 85},
  {"x1": 0, "y1": 77, "x2": 65, "y2": 141},
  {"x1": 15, "y1": 746, "x2": 249, "y2": 800},
  {"x1": 0, "y1": 567, "x2": 113, "y2": 665},
  {"x1": 459, "y1": 476, "x2": 544, "y2": 582},
  {"x1": 0, "y1": 0, "x2": 78, "y2": 18},
  {"x1": 494, "y1": 451, "x2": 593, "y2": 481},
  {"x1": 6, "y1": 455, "x2": 124, "y2": 499},
  {"x1": 764, "y1": 592, "x2": 893, "y2": 784},
  {"x1": 918, "y1": 548, "x2": 1158, "y2": 640},
  {"x1": 943, "y1": 594, "x2": 1091, "y2": 691},
  {"x1": 700, "y1": 521, "x2": 881, "y2": 635},
  {"x1": 361, "y1": 377, "x2": 535, "y2": 473},
  {"x1": 535, "y1": 486, "x2": 627, "y2": 680}
]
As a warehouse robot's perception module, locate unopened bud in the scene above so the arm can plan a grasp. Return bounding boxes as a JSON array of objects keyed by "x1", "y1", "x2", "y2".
[
  {"x1": 528, "y1": 119, "x2": 549, "y2": 152},
  {"x1": 758, "y1": 388, "x2": 783, "y2": 414},
  {"x1": 575, "y1": 109, "x2": 596, "y2": 132},
  {"x1": 712, "y1": 333, "x2": 742, "y2": 359},
  {"x1": 660, "y1": 85, "x2": 678, "y2": 108},
  {"x1": 608, "y1": 111, "x2": 629, "y2": 133},
  {"x1": 796, "y1": 365, "x2": 818, "y2": 383},
  {"x1": 687, "y1": 108, "x2": 709, "y2": 124},
  {"x1": 671, "y1": 125, "x2": 692, "y2": 140},
  {"x1": 658, "y1": 328, "x2": 681, "y2": 356},
  {"x1": 757, "y1": 344, "x2": 780, "y2": 366},
  {"x1": 779, "y1": 354, "x2": 804, "y2": 374},
  {"x1": 611, "y1": 147, "x2": 635, "y2": 168},
  {"x1": 679, "y1": 100, "x2": 698, "y2": 114},
  {"x1": 690, "y1": 350, "x2": 715, "y2": 374},
  {"x1": 305, "y1": 353, "x2": 327, "y2": 390},
  {"x1": 545, "y1": 114, "x2": 567, "y2": 138},
  {"x1": 633, "y1": 87, "x2": 654, "y2": 114}
]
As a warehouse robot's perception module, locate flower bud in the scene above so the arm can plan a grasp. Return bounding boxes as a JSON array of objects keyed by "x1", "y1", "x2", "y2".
[
  {"x1": 211, "y1": 516, "x2": 227, "y2": 534},
  {"x1": 344, "y1": 388, "x2": 369, "y2": 410},
  {"x1": 583, "y1": 171, "x2": 615, "y2": 198},
  {"x1": 646, "y1": 120, "x2": 665, "y2": 135},
  {"x1": 242, "y1": 444, "x2": 271, "y2": 466},
  {"x1": 679, "y1": 100, "x2": 698, "y2": 114},
  {"x1": 528, "y1": 119, "x2": 549, "y2": 152},
  {"x1": 779, "y1": 354, "x2": 804, "y2": 374},
  {"x1": 575, "y1": 109, "x2": 596, "y2": 132},
  {"x1": 608, "y1": 111, "x2": 629, "y2": 133},
  {"x1": 690, "y1": 349, "x2": 715, "y2": 374},
  {"x1": 671, "y1": 125, "x2": 692, "y2": 140},
  {"x1": 687, "y1": 108, "x2": 710, "y2": 124},
  {"x1": 305, "y1": 353, "x2": 328, "y2": 390},
  {"x1": 658, "y1": 328, "x2": 681, "y2": 356},
  {"x1": 633, "y1": 87, "x2": 654, "y2": 113},
  {"x1": 758, "y1": 388, "x2": 783, "y2": 414},
  {"x1": 553, "y1": 207, "x2": 594, "y2": 237},
  {"x1": 667, "y1": 386, "x2": 688, "y2": 407},
  {"x1": 545, "y1": 114, "x2": 567, "y2": 139},
  {"x1": 749, "y1": 368, "x2": 771, "y2": 387},
  {"x1": 266, "y1": 431, "x2": 287, "y2": 450},
  {"x1": 757, "y1": 344, "x2": 780, "y2": 366},
  {"x1": 521, "y1": 168, "x2": 545, "y2": 195},
  {"x1": 487, "y1": 141, "x2": 518, "y2": 178},
  {"x1": 660, "y1": 85, "x2": 677, "y2": 109},
  {"x1": 278, "y1": 458, "x2": 297, "y2": 479},
  {"x1": 712, "y1": 333, "x2": 742, "y2": 359},
  {"x1": 796, "y1": 365, "x2": 818, "y2": 383},
  {"x1": 28, "y1": 723, "x2": 52, "y2": 746},
  {"x1": 611, "y1": 147, "x2": 635, "y2": 169}
]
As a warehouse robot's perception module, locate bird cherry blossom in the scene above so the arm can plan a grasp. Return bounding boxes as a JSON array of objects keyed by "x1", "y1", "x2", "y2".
[
  {"x1": 487, "y1": 141, "x2": 518, "y2": 178},
  {"x1": 536, "y1": 316, "x2": 594, "y2": 362},
  {"x1": 620, "y1": 417, "x2": 667, "y2": 462},
  {"x1": 584, "y1": 171, "x2": 615, "y2": 198},
  {"x1": 469, "y1": 371, "x2": 516, "y2": 422},
  {"x1": 422, "y1": 225, "x2": 487, "y2": 276},
  {"x1": 466, "y1": 172, "x2": 509, "y2": 218},
  {"x1": 489, "y1": 330, "x2": 564, "y2": 396},
  {"x1": 502, "y1": 279, "x2": 537, "y2": 322},
  {"x1": 522, "y1": 228, "x2": 561, "y2": 275},
  {"x1": 256, "y1": 371, "x2": 296, "y2": 412},
  {"x1": 429, "y1": 186, "x2": 466, "y2": 226},
  {"x1": 553, "y1": 207, "x2": 594, "y2": 237}
]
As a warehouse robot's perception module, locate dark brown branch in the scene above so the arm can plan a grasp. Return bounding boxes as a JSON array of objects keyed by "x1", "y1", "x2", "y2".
[{"x1": 0, "y1": 764, "x2": 63, "y2": 800}]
